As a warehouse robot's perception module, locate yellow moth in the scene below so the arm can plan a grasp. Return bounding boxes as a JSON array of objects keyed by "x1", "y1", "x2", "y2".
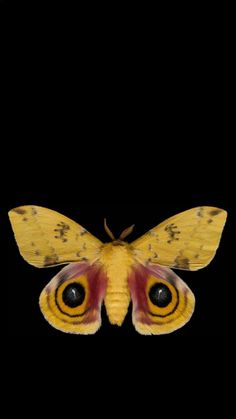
[{"x1": 8, "y1": 206, "x2": 227, "y2": 335}]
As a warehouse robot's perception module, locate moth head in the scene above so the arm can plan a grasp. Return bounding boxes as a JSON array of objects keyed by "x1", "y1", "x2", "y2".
[{"x1": 104, "y1": 218, "x2": 135, "y2": 242}]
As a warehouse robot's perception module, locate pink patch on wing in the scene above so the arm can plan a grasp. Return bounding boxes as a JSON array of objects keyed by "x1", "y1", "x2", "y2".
[
  {"x1": 85, "y1": 263, "x2": 108, "y2": 324},
  {"x1": 46, "y1": 262, "x2": 107, "y2": 324},
  {"x1": 128, "y1": 263, "x2": 179, "y2": 325},
  {"x1": 128, "y1": 264, "x2": 149, "y2": 313}
]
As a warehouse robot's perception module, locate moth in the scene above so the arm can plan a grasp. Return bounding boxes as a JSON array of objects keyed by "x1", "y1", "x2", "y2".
[{"x1": 8, "y1": 206, "x2": 227, "y2": 335}]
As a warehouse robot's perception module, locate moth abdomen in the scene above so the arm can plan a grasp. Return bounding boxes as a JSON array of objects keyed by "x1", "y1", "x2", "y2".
[
  {"x1": 105, "y1": 289, "x2": 130, "y2": 326},
  {"x1": 100, "y1": 243, "x2": 134, "y2": 326}
]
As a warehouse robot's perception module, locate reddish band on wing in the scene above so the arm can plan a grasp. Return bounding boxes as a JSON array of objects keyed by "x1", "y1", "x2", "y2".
[
  {"x1": 128, "y1": 263, "x2": 195, "y2": 335},
  {"x1": 40, "y1": 262, "x2": 107, "y2": 334}
]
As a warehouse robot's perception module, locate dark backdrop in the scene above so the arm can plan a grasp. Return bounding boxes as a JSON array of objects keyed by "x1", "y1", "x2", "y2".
[{"x1": 2, "y1": 4, "x2": 235, "y2": 418}]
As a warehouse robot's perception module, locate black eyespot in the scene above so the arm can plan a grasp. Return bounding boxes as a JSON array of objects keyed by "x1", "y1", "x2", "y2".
[
  {"x1": 149, "y1": 283, "x2": 172, "y2": 308},
  {"x1": 62, "y1": 283, "x2": 85, "y2": 308}
]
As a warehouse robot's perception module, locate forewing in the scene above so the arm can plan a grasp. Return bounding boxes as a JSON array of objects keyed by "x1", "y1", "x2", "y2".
[
  {"x1": 8, "y1": 205, "x2": 102, "y2": 268},
  {"x1": 131, "y1": 207, "x2": 227, "y2": 271}
]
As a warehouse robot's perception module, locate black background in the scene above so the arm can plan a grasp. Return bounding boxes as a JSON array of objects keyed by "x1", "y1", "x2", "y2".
[{"x1": 3, "y1": 9, "x2": 235, "y2": 415}]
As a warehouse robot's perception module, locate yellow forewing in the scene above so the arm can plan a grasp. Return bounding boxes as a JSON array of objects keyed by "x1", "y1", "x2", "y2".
[
  {"x1": 131, "y1": 207, "x2": 227, "y2": 271},
  {"x1": 8, "y1": 206, "x2": 102, "y2": 268}
]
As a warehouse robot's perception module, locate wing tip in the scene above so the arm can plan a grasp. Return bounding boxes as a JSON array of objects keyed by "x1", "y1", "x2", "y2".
[{"x1": 8, "y1": 205, "x2": 35, "y2": 217}]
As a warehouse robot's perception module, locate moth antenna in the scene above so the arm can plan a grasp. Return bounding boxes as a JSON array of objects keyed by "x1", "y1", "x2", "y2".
[
  {"x1": 104, "y1": 219, "x2": 116, "y2": 241},
  {"x1": 119, "y1": 224, "x2": 135, "y2": 241}
]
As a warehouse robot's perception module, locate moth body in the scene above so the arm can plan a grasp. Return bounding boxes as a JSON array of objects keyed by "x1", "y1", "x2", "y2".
[{"x1": 100, "y1": 242, "x2": 134, "y2": 326}]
